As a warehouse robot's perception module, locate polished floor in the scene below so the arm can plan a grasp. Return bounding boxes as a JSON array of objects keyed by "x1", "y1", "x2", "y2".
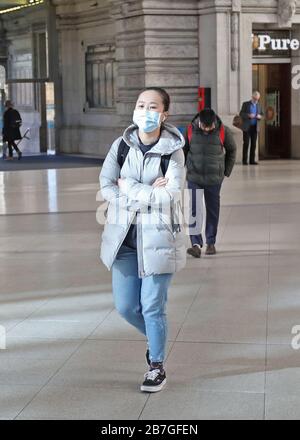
[
  {"x1": 0, "y1": 154, "x2": 103, "y2": 171},
  {"x1": 0, "y1": 160, "x2": 300, "y2": 420}
]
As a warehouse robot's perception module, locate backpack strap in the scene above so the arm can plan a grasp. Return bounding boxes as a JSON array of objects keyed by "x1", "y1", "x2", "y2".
[
  {"x1": 160, "y1": 154, "x2": 171, "y2": 176},
  {"x1": 117, "y1": 138, "x2": 171, "y2": 176},
  {"x1": 117, "y1": 138, "x2": 130, "y2": 170},
  {"x1": 187, "y1": 124, "x2": 193, "y2": 144},
  {"x1": 219, "y1": 124, "x2": 225, "y2": 147}
]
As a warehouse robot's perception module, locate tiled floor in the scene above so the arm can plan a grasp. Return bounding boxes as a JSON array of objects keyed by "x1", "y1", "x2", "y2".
[{"x1": 1, "y1": 160, "x2": 300, "y2": 420}]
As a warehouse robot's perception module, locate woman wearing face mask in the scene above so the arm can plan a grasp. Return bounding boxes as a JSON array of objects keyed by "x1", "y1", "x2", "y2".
[{"x1": 100, "y1": 87, "x2": 186, "y2": 393}]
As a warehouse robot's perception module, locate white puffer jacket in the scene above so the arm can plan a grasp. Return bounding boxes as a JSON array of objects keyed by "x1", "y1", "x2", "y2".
[{"x1": 100, "y1": 122, "x2": 187, "y2": 277}]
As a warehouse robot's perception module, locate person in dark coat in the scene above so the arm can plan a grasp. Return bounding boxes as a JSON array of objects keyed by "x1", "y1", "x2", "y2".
[
  {"x1": 2, "y1": 100, "x2": 22, "y2": 160},
  {"x1": 239, "y1": 91, "x2": 264, "y2": 165},
  {"x1": 184, "y1": 108, "x2": 237, "y2": 257}
]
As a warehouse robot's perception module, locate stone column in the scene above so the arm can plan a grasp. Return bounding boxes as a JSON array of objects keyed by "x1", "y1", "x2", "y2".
[
  {"x1": 46, "y1": 0, "x2": 62, "y2": 153},
  {"x1": 0, "y1": 19, "x2": 8, "y2": 69},
  {"x1": 198, "y1": 1, "x2": 243, "y2": 114},
  {"x1": 198, "y1": 0, "x2": 244, "y2": 162},
  {"x1": 113, "y1": 0, "x2": 199, "y2": 127},
  {"x1": 198, "y1": 11, "x2": 217, "y2": 111},
  {"x1": 111, "y1": 0, "x2": 146, "y2": 125},
  {"x1": 58, "y1": 27, "x2": 81, "y2": 153},
  {"x1": 239, "y1": 14, "x2": 253, "y2": 105},
  {"x1": 236, "y1": 13, "x2": 253, "y2": 163}
]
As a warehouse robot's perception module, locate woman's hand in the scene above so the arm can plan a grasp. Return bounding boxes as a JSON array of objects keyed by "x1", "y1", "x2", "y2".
[{"x1": 152, "y1": 177, "x2": 169, "y2": 188}]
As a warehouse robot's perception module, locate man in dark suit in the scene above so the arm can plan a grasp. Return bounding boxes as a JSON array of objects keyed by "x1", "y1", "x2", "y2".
[{"x1": 239, "y1": 91, "x2": 264, "y2": 165}]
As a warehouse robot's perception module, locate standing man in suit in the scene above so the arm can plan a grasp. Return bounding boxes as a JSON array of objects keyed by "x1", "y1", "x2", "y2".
[{"x1": 239, "y1": 91, "x2": 264, "y2": 165}]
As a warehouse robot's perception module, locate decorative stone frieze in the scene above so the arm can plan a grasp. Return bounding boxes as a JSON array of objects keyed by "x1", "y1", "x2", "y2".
[
  {"x1": 278, "y1": 0, "x2": 297, "y2": 27},
  {"x1": 231, "y1": 12, "x2": 239, "y2": 71}
]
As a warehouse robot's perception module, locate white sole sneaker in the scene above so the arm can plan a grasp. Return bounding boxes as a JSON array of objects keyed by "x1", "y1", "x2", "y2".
[{"x1": 140, "y1": 378, "x2": 166, "y2": 393}]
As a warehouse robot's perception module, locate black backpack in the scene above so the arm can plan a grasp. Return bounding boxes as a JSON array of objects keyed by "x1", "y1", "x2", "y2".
[
  {"x1": 117, "y1": 139, "x2": 171, "y2": 176},
  {"x1": 10, "y1": 109, "x2": 22, "y2": 128}
]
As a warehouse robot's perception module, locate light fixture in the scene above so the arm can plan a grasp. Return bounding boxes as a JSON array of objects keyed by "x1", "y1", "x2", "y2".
[{"x1": 0, "y1": 0, "x2": 44, "y2": 15}]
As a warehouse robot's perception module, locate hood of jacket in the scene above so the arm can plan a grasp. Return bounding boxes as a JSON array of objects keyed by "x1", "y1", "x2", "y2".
[{"x1": 122, "y1": 122, "x2": 185, "y2": 155}]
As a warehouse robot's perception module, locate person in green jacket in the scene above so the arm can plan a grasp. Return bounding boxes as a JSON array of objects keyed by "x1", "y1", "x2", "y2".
[{"x1": 184, "y1": 108, "x2": 236, "y2": 258}]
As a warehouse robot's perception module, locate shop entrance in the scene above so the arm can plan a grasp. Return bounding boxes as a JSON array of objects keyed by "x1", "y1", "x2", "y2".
[{"x1": 252, "y1": 63, "x2": 291, "y2": 159}]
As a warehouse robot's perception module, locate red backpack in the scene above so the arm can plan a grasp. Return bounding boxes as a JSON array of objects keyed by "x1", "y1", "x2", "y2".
[{"x1": 187, "y1": 123, "x2": 225, "y2": 151}]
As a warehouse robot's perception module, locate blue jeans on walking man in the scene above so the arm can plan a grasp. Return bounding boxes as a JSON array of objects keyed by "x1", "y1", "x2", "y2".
[
  {"x1": 112, "y1": 244, "x2": 172, "y2": 363},
  {"x1": 188, "y1": 180, "x2": 222, "y2": 247}
]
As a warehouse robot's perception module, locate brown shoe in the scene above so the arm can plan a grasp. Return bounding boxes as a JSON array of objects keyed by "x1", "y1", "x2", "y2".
[
  {"x1": 187, "y1": 245, "x2": 201, "y2": 258},
  {"x1": 205, "y1": 244, "x2": 216, "y2": 255}
]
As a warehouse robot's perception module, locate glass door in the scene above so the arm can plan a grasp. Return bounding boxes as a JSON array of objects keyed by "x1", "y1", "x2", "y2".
[{"x1": 252, "y1": 63, "x2": 291, "y2": 159}]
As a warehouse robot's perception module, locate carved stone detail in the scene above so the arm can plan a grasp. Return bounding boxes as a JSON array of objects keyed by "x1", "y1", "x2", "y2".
[
  {"x1": 277, "y1": 0, "x2": 297, "y2": 28},
  {"x1": 232, "y1": 0, "x2": 241, "y2": 13},
  {"x1": 231, "y1": 12, "x2": 239, "y2": 71}
]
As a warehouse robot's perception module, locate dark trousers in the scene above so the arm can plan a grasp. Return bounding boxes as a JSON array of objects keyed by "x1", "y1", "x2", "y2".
[
  {"x1": 7, "y1": 140, "x2": 21, "y2": 157},
  {"x1": 188, "y1": 180, "x2": 222, "y2": 247},
  {"x1": 243, "y1": 125, "x2": 258, "y2": 164}
]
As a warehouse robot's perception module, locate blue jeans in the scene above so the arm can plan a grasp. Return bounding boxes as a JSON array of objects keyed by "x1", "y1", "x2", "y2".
[
  {"x1": 188, "y1": 180, "x2": 222, "y2": 247},
  {"x1": 112, "y1": 245, "x2": 172, "y2": 363}
]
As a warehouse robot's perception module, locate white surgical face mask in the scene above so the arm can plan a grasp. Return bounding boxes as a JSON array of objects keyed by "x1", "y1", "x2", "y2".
[{"x1": 133, "y1": 109, "x2": 164, "y2": 133}]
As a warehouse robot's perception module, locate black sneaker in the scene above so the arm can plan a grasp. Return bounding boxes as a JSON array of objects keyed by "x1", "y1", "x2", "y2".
[
  {"x1": 141, "y1": 368, "x2": 166, "y2": 393},
  {"x1": 187, "y1": 245, "x2": 201, "y2": 258},
  {"x1": 17, "y1": 151, "x2": 22, "y2": 160}
]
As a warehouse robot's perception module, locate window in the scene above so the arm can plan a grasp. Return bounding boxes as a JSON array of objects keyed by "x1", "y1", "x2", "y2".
[
  {"x1": 85, "y1": 44, "x2": 116, "y2": 109},
  {"x1": 10, "y1": 52, "x2": 34, "y2": 109}
]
